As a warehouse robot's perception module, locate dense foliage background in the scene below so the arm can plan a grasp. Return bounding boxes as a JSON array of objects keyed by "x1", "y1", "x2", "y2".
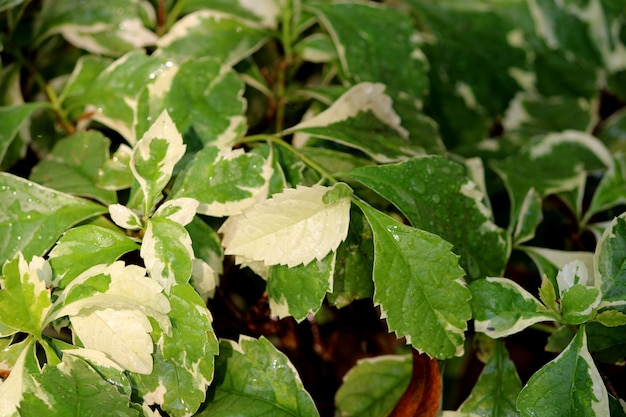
[{"x1": 1, "y1": 0, "x2": 626, "y2": 416}]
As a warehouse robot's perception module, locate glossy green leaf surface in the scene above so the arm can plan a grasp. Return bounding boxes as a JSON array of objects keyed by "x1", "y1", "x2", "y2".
[
  {"x1": 358, "y1": 202, "x2": 470, "y2": 359},
  {"x1": 458, "y1": 341, "x2": 522, "y2": 416},
  {"x1": 513, "y1": 188, "x2": 543, "y2": 246},
  {"x1": 0, "y1": 253, "x2": 51, "y2": 336},
  {"x1": 595, "y1": 213, "x2": 626, "y2": 307},
  {"x1": 586, "y1": 153, "x2": 626, "y2": 223},
  {"x1": 267, "y1": 251, "x2": 335, "y2": 322},
  {"x1": 517, "y1": 326, "x2": 609, "y2": 417},
  {"x1": 47, "y1": 225, "x2": 139, "y2": 288},
  {"x1": 29, "y1": 131, "x2": 117, "y2": 204},
  {"x1": 19, "y1": 355, "x2": 140, "y2": 417},
  {"x1": 0, "y1": 103, "x2": 48, "y2": 166},
  {"x1": 181, "y1": 0, "x2": 280, "y2": 28},
  {"x1": 200, "y1": 336, "x2": 319, "y2": 417},
  {"x1": 0, "y1": 173, "x2": 105, "y2": 265},
  {"x1": 132, "y1": 284, "x2": 218, "y2": 417},
  {"x1": 349, "y1": 156, "x2": 509, "y2": 279},
  {"x1": 335, "y1": 354, "x2": 411, "y2": 417},
  {"x1": 310, "y1": 2, "x2": 428, "y2": 103},
  {"x1": 470, "y1": 278, "x2": 556, "y2": 338},
  {"x1": 171, "y1": 146, "x2": 272, "y2": 217}
]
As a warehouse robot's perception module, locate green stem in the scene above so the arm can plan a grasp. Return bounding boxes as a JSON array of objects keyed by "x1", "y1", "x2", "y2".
[
  {"x1": 530, "y1": 322, "x2": 558, "y2": 334},
  {"x1": 242, "y1": 134, "x2": 338, "y2": 184},
  {"x1": 163, "y1": 0, "x2": 188, "y2": 35}
]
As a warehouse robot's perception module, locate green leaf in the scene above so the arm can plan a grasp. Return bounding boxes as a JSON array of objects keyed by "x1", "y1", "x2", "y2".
[
  {"x1": 160, "y1": 57, "x2": 247, "y2": 148},
  {"x1": 200, "y1": 336, "x2": 319, "y2": 417},
  {"x1": 491, "y1": 131, "x2": 611, "y2": 233},
  {"x1": 141, "y1": 217, "x2": 194, "y2": 293},
  {"x1": 186, "y1": 216, "x2": 223, "y2": 276},
  {"x1": 598, "y1": 108, "x2": 626, "y2": 153},
  {"x1": 33, "y1": 0, "x2": 157, "y2": 56},
  {"x1": 470, "y1": 278, "x2": 556, "y2": 338},
  {"x1": 503, "y1": 93, "x2": 594, "y2": 138},
  {"x1": 561, "y1": 285, "x2": 601, "y2": 325},
  {"x1": 520, "y1": 246, "x2": 595, "y2": 291},
  {"x1": 586, "y1": 322, "x2": 626, "y2": 364},
  {"x1": 286, "y1": 83, "x2": 422, "y2": 163},
  {"x1": 335, "y1": 354, "x2": 412, "y2": 417},
  {"x1": 155, "y1": 10, "x2": 270, "y2": 66},
  {"x1": 267, "y1": 251, "x2": 335, "y2": 322},
  {"x1": 131, "y1": 110, "x2": 186, "y2": 214},
  {"x1": 586, "y1": 153, "x2": 626, "y2": 223},
  {"x1": 595, "y1": 213, "x2": 626, "y2": 308},
  {"x1": 47, "y1": 225, "x2": 139, "y2": 288},
  {"x1": 95, "y1": 144, "x2": 133, "y2": 191},
  {"x1": 109, "y1": 204, "x2": 143, "y2": 230},
  {"x1": 132, "y1": 284, "x2": 218, "y2": 417},
  {"x1": 171, "y1": 146, "x2": 272, "y2": 217},
  {"x1": 0, "y1": 0, "x2": 25, "y2": 13},
  {"x1": 0, "y1": 173, "x2": 105, "y2": 265},
  {"x1": 0, "y1": 338, "x2": 35, "y2": 417},
  {"x1": 348, "y1": 156, "x2": 510, "y2": 280},
  {"x1": 181, "y1": 0, "x2": 281, "y2": 28},
  {"x1": 220, "y1": 183, "x2": 352, "y2": 268},
  {"x1": 152, "y1": 198, "x2": 198, "y2": 226},
  {"x1": 29, "y1": 131, "x2": 117, "y2": 204},
  {"x1": 19, "y1": 355, "x2": 140, "y2": 417},
  {"x1": 328, "y1": 207, "x2": 374, "y2": 308},
  {"x1": 0, "y1": 253, "x2": 51, "y2": 336},
  {"x1": 517, "y1": 326, "x2": 609, "y2": 417},
  {"x1": 0, "y1": 103, "x2": 48, "y2": 166},
  {"x1": 458, "y1": 341, "x2": 522, "y2": 416},
  {"x1": 295, "y1": 33, "x2": 337, "y2": 63},
  {"x1": 357, "y1": 202, "x2": 470, "y2": 359},
  {"x1": 594, "y1": 310, "x2": 626, "y2": 327},
  {"x1": 309, "y1": 2, "x2": 428, "y2": 103}
]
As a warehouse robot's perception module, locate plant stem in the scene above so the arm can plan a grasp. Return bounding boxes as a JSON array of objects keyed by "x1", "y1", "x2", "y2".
[
  {"x1": 531, "y1": 322, "x2": 558, "y2": 334},
  {"x1": 242, "y1": 134, "x2": 338, "y2": 184},
  {"x1": 163, "y1": 0, "x2": 188, "y2": 35}
]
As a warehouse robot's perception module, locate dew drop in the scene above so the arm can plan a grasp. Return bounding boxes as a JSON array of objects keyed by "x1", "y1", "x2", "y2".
[
  {"x1": 27, "y1": 181, "x2": 33, "y2": 187},
  {"x1": 432, "y1": 194, "x2": 440, "y2": 204},
  {"x1": 149, "y1": 73, "x2": 156, "y2": 80},
  {"x1": 16, "y1": 236, "x2": 22, "y2": 241},
  {"x1": 235, "y1": 26, "x2": 242, "y2": 33},
  {"x1": 165, "y1": 61, "x2": 173, "y2": 68},
  {"x1": 27, "y1": 197, "x2": 33, "y2": 203},
  {"x1": 12, "y1": 191, "x2": 17, "y2": 196},
  {"x1": 0, "y1": 185, "x2": 6, "y2": 191},
  {"x1": 413, "y1": 180, "x2": 425, "y2": 194},
  {"x1": 146, "y1": 116, "x2": 152, "y2": 122}
]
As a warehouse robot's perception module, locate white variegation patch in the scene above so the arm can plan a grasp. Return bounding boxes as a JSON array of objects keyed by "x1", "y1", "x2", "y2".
[
  {"x1": 529, "y1": 131, "x2": 612, "y2": 168},
  {"x1": 240, "y1": 0, "x2": 280, "y2": 28},
  {"x1": 153, "y1": 198, "x2": 198, "y2": 226},
  {"x1": 63, "y1": 347, "x2": 124, "y2": 372},
  {"x1": 556, "y1": 259, "x2": 590, "y2": 296},
  {"x1": 109, "y1": 203, "x2": 143, "y2": 230},
  {"x1": 190, "y1": 259, "x2": 217, "y2": 303},
  {"x1": 70, "y1": 308, "x2": 154, "y2": 374},
  {"x1": 524, "y1": 246, "x2": 595, "y2": 284},
  {"x1": 285, "y1": 82, "x2": 408, "y2": 139},
  {"x1": 220, "y1": 183, "x2": 352, "y2": 267},
  {"x1": 0, "y1": 341, "x2": 29, "y2": 417}
]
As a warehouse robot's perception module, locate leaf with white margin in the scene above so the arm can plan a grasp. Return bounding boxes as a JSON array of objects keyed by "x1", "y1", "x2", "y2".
[
  {"x1": 585, "y1": 153, "x2": 626, "y2": 224},
  {"x1": 357, "y1": 201, "x2": 470, "y2": 359},
  {"x1": 0, "y1": 253, "x2": 52, "y2": 336},
  {"x1": 285, "y1": 83, "x2": 421, "y2": 163},
  {"x1": 491, "y1": 131, "x2": 612, "y2": 233},
  {"x1": 181, "y1": 0, "x2": 281, "y2": 28},
  {"x1": 48, "y1": 262, "x2": 170, "y2": 335},
  {"x1": 459, "y1": 341, "x2": 522, "y2": 417},
  {"x1": 0, "y1": 103, "x2": 49, "y2": 167},
  {"x1": 33, "y1": 0, "x2": 157, "y2": 56},
  {"x1": 0, "y1": 172, "x2": 106, "y2": 266},
  {"x1": 517, "y1": 326, "x2": 609, "y2": 417},
  {"x1": 335, "y1": 354, "x2": 412, "y2": 417},
  {"x1": 556, "y1": 259, "x2": 591, "y2": 296},
  {"x1": 96, "y1": 144, "x2": 133, "y2": 191},
  {"x1": 109, "y1": 204, "x2": 143, "y2": 230},
  {"x1": 141, "y1": 217, "x2": 194, "y2": 293},
  {"x1": 170, "y1": 147, "x2": 272, "y2": 217},
  {"x1": 69, "y1": 308, "x2": 153, "y2": 374},
  {"x1": 48, "y1": 225, "x2": 139, "y2": 289},
  {"x1": 470, "y1": 278, "x2": 557, "y2": 338},
  {"x1": 521, "y1": 246, "x2": 595, "y2": 291},
  {"x1": 561, "y1": 284, "x2": 601, "y2": 325},
  {"x1": 513, "y1": 188, "x2": 543, "y2": 246},
  {"x1": 220, "y1": 183, "x2": 352, "y2": 268},
  {"x1": 154, "y1": 10, "x2": 270, "y2": 66},
  {"x1": 199, "y1": 336, "x2": 318, "y2": 416},
  {"x1": 131, "y1": 110, "x2": 186, "y2": 215},
  {"x1": 267, "y1": 251, "x2": 335, "y2": 322},
  {"x1": 19, "y1": 354, "x2": 141, "y2": 417},
  {"x1": 0, "y1": 339, "x2": 34, "y2": 417},
  {"x1": 131, "y1": 284, "x2": 218, "y2": 417},
  {"x1": 595, "y1": 213, "x2": 626, "y2": 308},
  {"x1": 152, "y1": 198, "x2": 198, "y2": 226}
]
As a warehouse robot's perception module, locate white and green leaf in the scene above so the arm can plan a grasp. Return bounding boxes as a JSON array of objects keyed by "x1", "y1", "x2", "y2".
[
  {"x1": 470, "y1": 278, "x2": 557, "y2": 338},
  {"x1": 171, "y1": 147, "x2": 272, "y2": 217},
  {"x1": 131, "y1": 110, "x2": 186, "y2": 215},
  {"x1": 517, "y1": 326, "x2": 609, "y2": 417},
  {"x1": 220, "y1": 183, "x2": 352, "y2": 268},
  {"x1": 108, "y1": 204, "x2": 143, "y2": 230},
  {"x1": 594, "y1": 212, "x2": 626, "y2": 308}
]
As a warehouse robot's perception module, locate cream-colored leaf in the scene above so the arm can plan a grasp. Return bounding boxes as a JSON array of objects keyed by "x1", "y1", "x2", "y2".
[
  {"x1": 220, "y1": 183, "x2": 352, "y2": 267},
  {"x1": 70, "y1": 308, "x2": 153, "y2": 374},
  {"x1": 109, "y1": 203, "x2": 143, "y2": 230}
]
